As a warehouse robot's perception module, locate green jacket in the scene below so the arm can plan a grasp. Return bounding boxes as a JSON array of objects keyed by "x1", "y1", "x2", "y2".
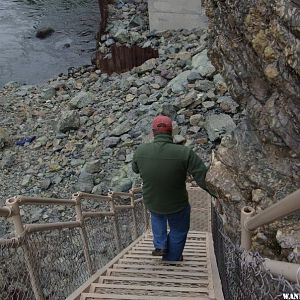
[{"x1": 132, "y1": 134, "x2": 209, "y2": 214}]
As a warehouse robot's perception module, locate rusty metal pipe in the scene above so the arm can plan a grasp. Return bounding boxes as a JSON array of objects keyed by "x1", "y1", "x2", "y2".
[
  {"x1": 82, "y1": 211, "x2": 114, "y2": 218},
  {"x1": 0, "y1": 206, "x2": 11, "y2": 218},
  {"x1": 7, "y1": 196, "x2": 76, "y2": 206},
  {"x1": 25, "y1": 221, "x2": 81, "y2": 233},
  {"x1": 6, "y1": 200, "x2": 45, "y2": 299},
  {"x1": 110, "y1": 191, "x2": 132, "y2": 197},
  {"x1": 115, "y1": 205, "x2": 134, "y2": 210},
  {"x1": 74, "y1": 192, "x2": 112, "y2": 202},
  {"x1": 109, "y1": 199, "x2": 121, "y2": 252},
  {"x1": 245, "y1": 189, "x2": 300, "y2": 231},
  {"x1": 130, "y1": 193, "x2": 138, "y2": 240},
  {"x1": 75, "y1": 198, "x2": 93, "y2": 275}
]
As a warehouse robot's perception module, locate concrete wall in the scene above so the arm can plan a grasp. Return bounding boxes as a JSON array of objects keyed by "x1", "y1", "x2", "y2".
[{"x1": 148, "y1": 0, "x2": 207, "y2": 32}]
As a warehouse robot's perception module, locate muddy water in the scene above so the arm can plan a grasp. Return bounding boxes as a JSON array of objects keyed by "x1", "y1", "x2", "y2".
[{"x1": 0, "y1": 0, "x2": 100, "y2": 87}]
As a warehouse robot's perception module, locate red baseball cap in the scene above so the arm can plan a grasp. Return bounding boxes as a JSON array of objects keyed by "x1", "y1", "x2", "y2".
[{"x1": 152, "y1": 115, "x2": 172, "y2": 133}]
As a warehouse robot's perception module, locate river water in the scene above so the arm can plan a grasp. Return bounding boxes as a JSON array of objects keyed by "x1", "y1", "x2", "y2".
[{"x1": 0, "y1": 0, "x2": 100, "y2": 87}]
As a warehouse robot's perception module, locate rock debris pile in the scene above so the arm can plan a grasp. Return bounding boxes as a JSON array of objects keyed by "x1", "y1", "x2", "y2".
[{"x1": 0, "y1": 0, "x2": 242, "y2": 234}]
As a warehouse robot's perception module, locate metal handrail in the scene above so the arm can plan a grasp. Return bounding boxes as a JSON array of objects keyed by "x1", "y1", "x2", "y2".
[
  {"x1": 0, "y1": 188, "x2": 146, "y2": 300},
  {"x1": 0, "y1": 207, "x2": 11, "y2": 218},
  {"x1": 240, "y1": 188, "x2": 300, "y2": 283},
  {"x1": 241, "y1": 188, "x2": 300, "y2": 249}
]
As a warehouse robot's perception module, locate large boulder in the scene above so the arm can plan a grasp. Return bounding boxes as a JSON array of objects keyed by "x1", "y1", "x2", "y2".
[
  {"x1": 69, "y1": 91, "x2": 96, "y2": 109},
  {"x1": 167, "y1": 71, "x2": 191, "y2": 93},
  {"x1": 192, "y1": 49, "x2": 216, "y2": 77},
  {"x1": 57, "y1": 111, "x2": 80, "y2": 133},
  {"x1": 204, "y1": 113, "x2": 236, "y2": 141}
]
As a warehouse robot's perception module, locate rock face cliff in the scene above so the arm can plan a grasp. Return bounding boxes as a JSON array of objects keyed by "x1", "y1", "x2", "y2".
[{"x1": 204, "y1": 0, "x2": 300, "y2": 261}]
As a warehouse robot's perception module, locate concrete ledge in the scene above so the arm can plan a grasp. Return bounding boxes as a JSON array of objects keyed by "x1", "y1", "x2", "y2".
[
  {"x1": 148, "y1": 0, "x2": 207, "y2": 32},
  {"x1": 149, "y1": 0, "x2": 203, "y2": 14},
  {"x1": 149, "y1": 12, "x2": 207, "y2": 32}
]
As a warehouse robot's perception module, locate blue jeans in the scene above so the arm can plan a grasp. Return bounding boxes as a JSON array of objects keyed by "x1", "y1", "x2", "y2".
[{"x1": 150, "y1": 204, "x2": 191, "y2": 261}]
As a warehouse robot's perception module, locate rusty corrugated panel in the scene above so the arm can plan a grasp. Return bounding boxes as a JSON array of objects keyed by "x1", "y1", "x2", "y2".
[{"x1": 96, "y1": 45, "x2": 159, "y2": 74}]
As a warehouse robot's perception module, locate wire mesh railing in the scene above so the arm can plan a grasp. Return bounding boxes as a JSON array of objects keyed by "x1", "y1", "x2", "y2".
[
  {"x1": 1, "y1": 187, "x2": 300, "y2": 300},
  {"x1": 212, "y1": 204, "x2": 300, "y2": 300},
  {"x1": 0, "y1": 188, "x2": 149, "y2": 300}
]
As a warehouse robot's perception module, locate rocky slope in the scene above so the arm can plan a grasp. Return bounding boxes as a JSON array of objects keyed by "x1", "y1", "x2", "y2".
[
  {"x1": 204, "y1": 0, "x2": 300, "y2": 262},
  {"x1": 0, "y1": 0, "x2": 241, "y2": 236}
]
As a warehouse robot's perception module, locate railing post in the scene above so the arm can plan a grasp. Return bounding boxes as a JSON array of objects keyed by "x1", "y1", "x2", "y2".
[
  {"x1": 109, "y1": 193, "x2": 121, "y2": 253},
  {"x1": 240, "y1": 206, "x2": 255, "y2": 250},
  {"x1": 74, "y1": 194, "x2": 93, "y2": 275},
  {"x1": 143, "y1": 201, "x2": 149, "y2": 231},
  {"x1": 130, "y1": 191, "x2": 138, "y2": 240},
  {"x1": 6, "y1": 198, "x2": 45, "y2": 300}
]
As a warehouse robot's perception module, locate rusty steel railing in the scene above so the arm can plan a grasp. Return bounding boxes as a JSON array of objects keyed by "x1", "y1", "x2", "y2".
[
  {"x1": 0, "y1": 188, "x2": 149, "y2": 300},
  {"x1": 240, "y1": 188, "x2": 300, "y2": 283}
]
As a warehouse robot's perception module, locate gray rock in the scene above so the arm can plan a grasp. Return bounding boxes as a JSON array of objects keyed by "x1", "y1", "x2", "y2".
[
  {"x1": 130, "y1": 32, "x2": 143, "y2": 43},
  {"x1": 167, "y1": 70, "x2": 191, "y2": 93},
  {"x1": 161, "y1": 104, "x2": 177, "y2": 120},
  {"x1": 105, "y1": 38, "x2": 115, "y2": 47},
  {"x1": 4, "y1": 81, "x2": 20, "y2": 89},
  {"x1": 92, "y1": 183, "x2": 107, "y2": 195},
  {"x1": 190, "y1": 114, "x2": 205, "y2": 126},
  {"x1": 21, "y1": 174, "x2": 32, "y2": 187},
  {"x1": 125, "y1": 153, "x2": 134, "y2": 163},
  {"x1": 111, "y1": 121, "x2": 131, "y2": 136},
  {"x1": 83, "y1": 160, "x2": 102, "y2": 174},
  {"x1": 188, "y1": 126, "x2": 201, "y2": 133},
  {"x1": 31, "y1": 208, "x2": 45, "y2": 223},
  {"x1": 138, "y1": 58, "x2": 157, "y2": 74},
  {"x1": 129, "y1": 15, "x2": 144, "y2": 27},
  {"x1": 276, "y1": 227, "x2": 300, "y2": 249},
  {"x1": 192, "y1": 49, "x2": 216, "y2": 77},
  {"x1": 195, "y1": 80, "x2": 215, "y2": 92},
  {"x1": 202, "y1": 101, "x2": 215, "y2": 109},
  {"x1": 70, "y1": 159, "x2": 85, "y2": 167},
  {"x1": 111, "y1": 177, "x2": 133, "y2": 192},
  {"x1": 187, "y1": 71, "x2": 202, "y2": 83},
  {"x1": 176, "y1": 115, "x2": 186, "y2": 125},
  {"x1": 103, "y1": 137, "x2": 121, "y2": 148},
  {"x1": 213, "y1": 73, "x2": 228, "y2": 95},
  {"x1": 77, "y1": 171, "x2": 94, "y2": 193},
  {"x1": 173, "y1": 135, "x2": 186, "y2": 144},
  {"x1": 138, "y1": 94, "x2": 149, "y2": 105},
  {"x1": 53, "y1": 176, "x2": 63, "y2": 184},
  {"x1": 41, "y1": 87, "x2": 56, "y2": 100},
  {"x1": 15, "y1": 89, "x2": 28, "y2": 97},
  {"x1": 57, "y1": 111, "x2": 80, "y2": 133},
  {"x1": 0, "y1": 152, "x2": 15, "y2": 169},
  {"x1": 217, "y1": 96, "x2": 239, "y2": 113},
  {"x1": 205, "y1": 114, "x2": 236, "y2": 141},
  {"x1": 40, "y1": 179, "x2": 51, "y2": 190},
  {"x1": 69, "y1": 91, "x2": 96, "y2": 109},
  {"x1": 180, "y1": 90, "x2": 197, "y2": 108},
  {"x1": 114, "y1": 28, "x2": 130, "y2": 43}
]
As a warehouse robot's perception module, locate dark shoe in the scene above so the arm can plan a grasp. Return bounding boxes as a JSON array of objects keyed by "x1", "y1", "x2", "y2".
[{"x1": 152, "y1": 248, "x2": 167, "y2": 256}]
